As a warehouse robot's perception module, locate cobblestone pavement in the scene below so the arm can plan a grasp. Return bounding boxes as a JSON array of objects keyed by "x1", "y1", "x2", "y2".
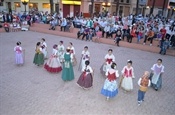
[{"x1": 0, "y1": 31, "x2": 175, "y2": 115}]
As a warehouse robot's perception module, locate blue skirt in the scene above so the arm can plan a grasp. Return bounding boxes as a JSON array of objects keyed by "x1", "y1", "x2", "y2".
[{"x1": 101, "y1": 88, "x2": 118, "y2": 98}]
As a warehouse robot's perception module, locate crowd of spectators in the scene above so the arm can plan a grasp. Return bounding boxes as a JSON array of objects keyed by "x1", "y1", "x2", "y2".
[{"x1": 0, "y1": 10, "x2": 175, "y2": 54}]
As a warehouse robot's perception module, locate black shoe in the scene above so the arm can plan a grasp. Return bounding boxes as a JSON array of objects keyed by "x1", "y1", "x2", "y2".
[{"x1": 155, "y1": 88, "x2": 158, "y2": 91}]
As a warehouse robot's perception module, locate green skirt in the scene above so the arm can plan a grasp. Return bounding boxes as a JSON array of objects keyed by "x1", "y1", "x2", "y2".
[
  {"x1": 62, "y1": 61, "x2": 74, "y2": 81},
  {"x1": 33, "y1": 53, "x2": 44, "y2": 66}
]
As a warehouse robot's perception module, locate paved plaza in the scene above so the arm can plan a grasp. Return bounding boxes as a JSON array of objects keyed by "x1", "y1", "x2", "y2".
[{"x1": 0, "y1": 31, "x2": 175, "y2": 115}]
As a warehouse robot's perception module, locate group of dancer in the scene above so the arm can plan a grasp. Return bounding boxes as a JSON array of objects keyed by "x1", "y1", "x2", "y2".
[{"x1": 14, "y1": 39, "x2": 165, "y2": 106}]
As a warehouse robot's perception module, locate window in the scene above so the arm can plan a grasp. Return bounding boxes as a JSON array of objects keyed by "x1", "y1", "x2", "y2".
[
  {"x1": 126, "y1": 0, "x2": 130, "y2": 3},
  {"x1": 0, "y1": 2, "x2": 3, "y2": 6},
  {"x1": 14, "y1": 2, "x2": 21, "y2": 7},
  {"x1": 29, "y1": 3, "x2": 38, "y2": 10},
  {"x1": 120, "y1": 0, "x2": 124, "y2": 2},
  {"x1": 42, "y1": 3, "x2": 50, "y2": 8}
]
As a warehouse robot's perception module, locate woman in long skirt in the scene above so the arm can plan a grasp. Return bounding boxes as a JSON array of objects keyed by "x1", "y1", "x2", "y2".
[
  {"x1": 80, "y1": 46, "x2": 90, "y2": 71},
  {"x1": 77, "y1": 60, "x2": 93, "y2": 89},
  {"x1": 69, "y1": 42, "x2": 77, "y2": 66},
  {"x1": 44, "y1": 44, "x2": 62, "y2": 73},
  {"x1": 120, "y1": 60, "x2": 135, "y2": 91},
  {"x1": 100, "y1": 49, "x2": 115, "y2": 76},
  {"x1": 61, "y1": 47, "x2": 74, "y2": 81},
  {"x1": 14, "y1": 41, "x2": 24, "y2": 65},
  {"x1": 33, "y1": 42, "x2": 44, "y2": 66},
  {"x1": 41, "y1": 38, "x2": 48, "y2": 59},
  {"x1": 101, "y1": 62, "x2": 119, "y2": 100},
  {"x1": 150, "y1": 59, "x2": 164, "y2": 91}
]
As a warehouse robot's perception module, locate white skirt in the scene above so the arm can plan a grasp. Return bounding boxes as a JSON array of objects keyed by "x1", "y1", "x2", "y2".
[{"x1": 121, "y1": 77, "x2": 133, "y2": 91}]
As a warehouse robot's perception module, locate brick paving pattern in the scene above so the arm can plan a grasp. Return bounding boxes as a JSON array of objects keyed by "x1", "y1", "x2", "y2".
[{"x1": 0, "y1": 31, "x2": 175, "y2": 115}]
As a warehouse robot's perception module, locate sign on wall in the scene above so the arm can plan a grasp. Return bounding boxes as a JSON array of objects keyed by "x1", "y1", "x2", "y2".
[{"x1": 139, "y1": 0, "x2": 147, "y2": 5}]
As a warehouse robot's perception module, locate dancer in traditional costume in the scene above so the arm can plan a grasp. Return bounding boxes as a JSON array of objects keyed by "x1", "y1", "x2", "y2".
[
  {"x1": 44, "y1": 44, "x2": 62, "y2": 73},
  {"x1": 120, "y1": 60, "x2": 135, "y2": 91},
  {"x1": 150, "y1": 59, "x2": 164, "y2": 91},
  {"x1": 101, "y1": 62, "x2": 119, "y2": 100},
  {"x1": 58, "y1": 41, "x2": 65, "y2": 63},
  {"x1": 33, "y1": 42, "x2": 44, "y2": 66},
  {"x1": 100, "y1": 49, "x2": 115, "y2": 76},
  {"x1": 41, "y1": 38, "x2": 48, "y2": 59},
  {"x1": 77, "y1": 60, "x2": 93, "y2": 89},
  {"x1": 79, "y1": 46, "x2": 90, "y2": 71},
  {"x1": 137, "y1": 71, "x2": 151, "y2": 106},
  {"x1": 14, "y1": 41, "x2": 24, "y2": 65},
  {"x1": 61, "y1": 47, "x2": 74, "y2": 81},
  {"x1": 69, "y1": 42, "x2": 77, "y2": 66}
]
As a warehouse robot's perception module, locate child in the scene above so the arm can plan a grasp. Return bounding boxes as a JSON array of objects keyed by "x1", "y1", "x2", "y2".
[
  {"x1": 44, "y1": 44, "x2": 62, "y2": 73},
  {"x1": 14, "y1": 41, "x2": 24, "y2": 66},
  {"x1": 41, "y1": 38, "x2": 48, "y2": 59},
  {"x1": 137, "y1": 71, "x2": 151, "y2": 106},
  {"x1": 79, "y1": 46, "x2": 90, "y2": 71},
  {"x1": 150, "y1": 59, "x2": 164, "y2": 91},
  {"x1": 120, "y1": 60, "x2": 135, "y2": 91},
  {"x1": 100, "y1": 49, "x2": 115, "y2": 76},
  {"x1": 101, "y1": 62, "x2": 119, "y2": 100},
  {"x1": 77, "y1": 60, "x2": 93, "y2": 89},
  {"x1": 33, "y1": 42, "x2": 44, "y2": 66}
]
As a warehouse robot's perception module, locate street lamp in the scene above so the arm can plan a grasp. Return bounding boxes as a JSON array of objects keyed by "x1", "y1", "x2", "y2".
[
  {"x1": 21, "y1": 0, "x2": 29, "y2": 13},
  {"x1": 102, "y1": 1, "x2": 111, "y2": 7}
]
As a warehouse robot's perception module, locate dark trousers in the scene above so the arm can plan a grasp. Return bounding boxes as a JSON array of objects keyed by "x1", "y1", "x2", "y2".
[
  {"x1": 77, "y1": 32, "x2": 83, "y2": 38},
  {"x1": 115, "y1": 37, "x2": 121, "y2": 46},
  {"x1": 109, "y1": 32, "x2": 113, "y2": 38},
  {"x1": 128, "y1": 35, "x2": 133, "y2": 43},
  {"x1": 144, "y1": 35, "x2": 153, "y2": 44},
  {"x1": 82, "y1": 33, "x2": 88, "y2": 40},
  {"x1": 137, "y1": 90, "x2": 146, "y2": 102},
  {"x1": 105, "y1": 32, "x2": 110, "y2": 38},
  {"x1": 4, "y1": 27, "x2": 9, "y2": 32},
  {"x1": 60, "y1": 26, "x2": 66, "y2": 31}
]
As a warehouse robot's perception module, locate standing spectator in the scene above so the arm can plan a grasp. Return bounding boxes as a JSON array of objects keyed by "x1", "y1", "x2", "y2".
[
  {"x1": 104, "y1": 24, "x2": 110, "y2": 38},
  {"x1": 159, "y1": 38, "x2": 169, "y2": 55}
]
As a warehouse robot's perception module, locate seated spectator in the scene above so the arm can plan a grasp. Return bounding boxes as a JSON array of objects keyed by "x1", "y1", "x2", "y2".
[
  {"x1": 129, "y1": 26, "x2": 137, "y2": 43},
  {"x1": 3, "y1": 21, "x2": 10, "y2": 32},
  {"x1": 103, "y1": 24, "x2": 110, "y2": 38},
  {"x1": 114, "y1": 28, "x2": 122, "y2": 46},
  {"x1": 82, "y1": 27, "x2": 90, "y2": 40},
  {"x1": 122, "y1": 25, "x2": 130, "y2": 42},
  {"x1": 77, "y1": 26, "x2": 85, "y2": 39},
  {"x1": 109, "y1": 24, "x2": 115, "y2": 38},
  {"x1": 143, "y1": 28, "x2": 155, "y2": 46},
  {"x1": 49, "y1": 19, "x2": 56, "y2": 30},
  {"x1": 60, "y1": 18, "x2": 67, "y2": 31}
]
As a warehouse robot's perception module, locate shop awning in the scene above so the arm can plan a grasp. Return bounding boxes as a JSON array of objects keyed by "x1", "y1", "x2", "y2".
[{"x1": 62, "y1": 0, "x2": 81, "y2": 5}]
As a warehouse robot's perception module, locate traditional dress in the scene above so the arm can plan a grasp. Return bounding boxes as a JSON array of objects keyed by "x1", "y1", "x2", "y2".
[
  {"x1": 41, "y1": 41, "x2": 48, "y2": 59},
  {"x1": 14, "y1": 46, "x2": 24, "y2": 65},
  {"x1": 81, "y1": 50, "x2": 90, "y2": 70},
  {"x1": 44, "y1": 49, "x2": 62, "y2": 73},
  {"x1": 121, "y1": 66, "x2": 135, "y2": 91},
  {"x1": 150, "y1": 64, "x2": 164, "y2": 90},
  {"x1": 100, "y1": 54, "x2": 115, "y2": 76},
  {"x1": 58, "y1": 44, "x2": 65, "y2": 63},
  {"x1": 77, "y1": 65, "x2": 93, "y2": 89},
  {"x1": 70, "y1": 46, "x2": 77, "y2": 66},
  {"x1": 62, "y1": 52, "x2": 74, "y2": 81},
  {"x1": 33, "y1": 46, "x2": 44, "y2": 66},
  {"x1": 101, "y1": 69, "x2": 119, "y2": 98}
]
